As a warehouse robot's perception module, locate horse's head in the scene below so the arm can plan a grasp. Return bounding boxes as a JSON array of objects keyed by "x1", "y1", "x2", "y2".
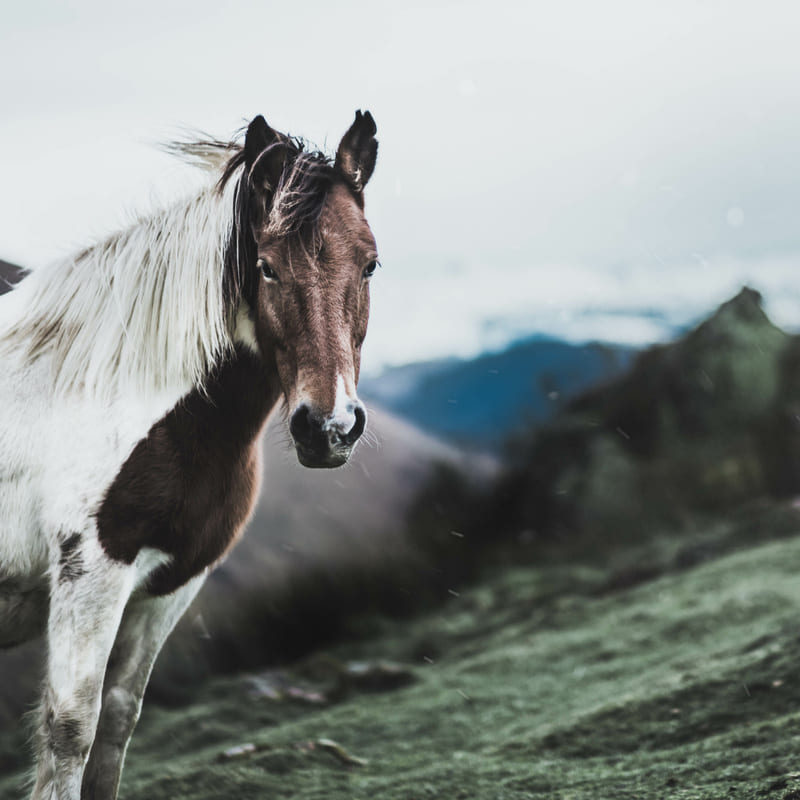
[{"x1": 231, "y1": 111, "x2": 378, "y2": 468}]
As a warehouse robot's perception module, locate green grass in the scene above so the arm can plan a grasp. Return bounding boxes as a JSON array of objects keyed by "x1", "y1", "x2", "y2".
[{"x1": 4, "y1": 516, "x2": 800, "y2": 799}]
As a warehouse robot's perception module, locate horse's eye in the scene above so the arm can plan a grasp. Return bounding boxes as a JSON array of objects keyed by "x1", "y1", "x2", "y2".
[
  {"x1": 363, "y1": 260, "x2": 378, "y2": 280},
  {"x1": 257, "y1": 258, "x2": 278, "y2": 283}
]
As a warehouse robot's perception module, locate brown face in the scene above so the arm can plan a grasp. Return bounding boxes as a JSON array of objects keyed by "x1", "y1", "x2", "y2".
[
  {"x1": 252, "y1": 184, "x2": 377, "y2": 467},
  {"x1": 238, "y1": 111, "x2": 379, "y2": 468}
]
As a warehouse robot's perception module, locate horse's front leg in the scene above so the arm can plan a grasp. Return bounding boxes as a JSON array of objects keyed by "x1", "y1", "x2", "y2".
[
  {"x1": 81, "y1": 574, "x2": 205, "y2": 800},
  {"x1": 31, "y1": 532, "x2": 138, "y2": 800}
]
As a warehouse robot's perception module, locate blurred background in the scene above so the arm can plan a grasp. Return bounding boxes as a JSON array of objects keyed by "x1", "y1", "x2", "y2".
[{"x1": 3, "y1": 2, "x2": 800, "y2": 798}]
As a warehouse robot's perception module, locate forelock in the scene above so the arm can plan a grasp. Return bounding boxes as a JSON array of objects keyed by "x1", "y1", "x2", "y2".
[
  {"x1": 265, "y1": 146, "x2": 335, "y2": 240},
  {"x1": 220, "y1": 135, "x2": 338, "y2": 304}
]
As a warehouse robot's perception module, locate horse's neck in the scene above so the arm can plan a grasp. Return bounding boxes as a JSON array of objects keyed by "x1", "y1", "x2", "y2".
[
  {"x1": 95, "y1": 343, "x2": 282, "y2": 597},
  {"x1": 177, "y1": 346, "x2": 282, "y2": 448}
]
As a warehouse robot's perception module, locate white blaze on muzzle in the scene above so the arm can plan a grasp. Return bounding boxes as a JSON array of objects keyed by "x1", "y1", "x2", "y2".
[{"x1": 322, "y1": 375, "x2": 360, "y2": 435}]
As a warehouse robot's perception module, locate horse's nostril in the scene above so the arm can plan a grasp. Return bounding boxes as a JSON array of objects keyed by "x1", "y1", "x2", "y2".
[
  {"x1": 291, "y1": 403, "x2": 365, "y2": 453},
  {"x1": 289, "y1": 405, "x2": 314, "y2": 446},
  {"x1": 343, "y1": 405, "x2": 366, "y2": 446}
]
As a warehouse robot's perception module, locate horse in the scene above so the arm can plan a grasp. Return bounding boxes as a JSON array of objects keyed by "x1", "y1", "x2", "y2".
[{"x1": 0, "y1": 110, "x2": 379, "y2": 799}]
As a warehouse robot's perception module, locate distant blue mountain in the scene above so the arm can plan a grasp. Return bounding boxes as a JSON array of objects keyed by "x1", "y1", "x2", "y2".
[{"x1": 361, "y1": 337, "x2": 637, "y2": 451}]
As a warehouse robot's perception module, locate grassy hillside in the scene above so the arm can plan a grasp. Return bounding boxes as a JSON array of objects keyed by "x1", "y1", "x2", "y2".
[{"x1": 2, "y1": 505, "x2": 799, "y2": 799}]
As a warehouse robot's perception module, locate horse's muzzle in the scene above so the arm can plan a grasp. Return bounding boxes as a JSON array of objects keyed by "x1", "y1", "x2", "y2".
[{"x1": 289, "y1": 402, "x2": 367, "y2": 468}]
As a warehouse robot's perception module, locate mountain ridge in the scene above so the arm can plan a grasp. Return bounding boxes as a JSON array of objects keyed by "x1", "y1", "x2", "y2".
[{"x1": 361, "y1": 335, "x2": 636, "y2": 450}]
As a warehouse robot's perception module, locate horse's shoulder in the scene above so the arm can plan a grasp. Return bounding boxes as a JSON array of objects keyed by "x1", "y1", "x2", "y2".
[{"x1": 97, "y1": 350, "x2": 277, "y2": 595}]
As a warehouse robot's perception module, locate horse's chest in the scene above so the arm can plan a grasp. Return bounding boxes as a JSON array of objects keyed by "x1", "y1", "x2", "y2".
[{"x1": 97, "y1": 352, "x2": 276, "y2": 596}]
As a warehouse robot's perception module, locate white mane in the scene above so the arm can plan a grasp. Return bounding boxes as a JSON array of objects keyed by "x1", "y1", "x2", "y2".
[{"x1": 0, "y1": 155, "x2": 244, "y2": 402}]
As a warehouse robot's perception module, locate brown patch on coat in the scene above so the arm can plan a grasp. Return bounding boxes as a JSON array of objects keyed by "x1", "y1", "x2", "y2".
[
  {"x1": 58, "y1": 533, "x2": 85, "y2": 583},
  {"x1": 97, "y1": 348, "x2": 280, "y2": 595},
  {"x1": 48, "y1": 713, "x2": 88, "y2": 760}
]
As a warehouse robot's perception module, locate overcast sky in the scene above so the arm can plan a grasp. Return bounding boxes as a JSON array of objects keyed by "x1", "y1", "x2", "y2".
[{"x1": 2, "y1": 1, "x2": 799, "y2": 372}]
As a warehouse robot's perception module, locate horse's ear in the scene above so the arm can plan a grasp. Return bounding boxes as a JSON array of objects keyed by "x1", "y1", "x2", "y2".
[
  {"x1": 243, "y1": 115, "x2": 288, "y2": 192},
  {"x1": 244, "y1": 115, "x2": 278, "y2": 169},
  {"x1": 335, "y1": 110, "x2": 378, "y2": 193}
]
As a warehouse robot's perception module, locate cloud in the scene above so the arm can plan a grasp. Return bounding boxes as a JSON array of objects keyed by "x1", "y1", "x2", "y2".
[{"x1": 361, "y1": 253, "x2": 800, "y2": 373}]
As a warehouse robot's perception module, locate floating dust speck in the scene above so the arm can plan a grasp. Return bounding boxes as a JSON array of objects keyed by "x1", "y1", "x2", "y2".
[{"x1": 726, "y1": 206, "x2": 744, "y2": 227}]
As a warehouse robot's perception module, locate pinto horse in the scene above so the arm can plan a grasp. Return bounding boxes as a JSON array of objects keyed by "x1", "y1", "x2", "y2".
[{"x1": 0, "y1": 111, "x2": 379, "y2": 799}]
